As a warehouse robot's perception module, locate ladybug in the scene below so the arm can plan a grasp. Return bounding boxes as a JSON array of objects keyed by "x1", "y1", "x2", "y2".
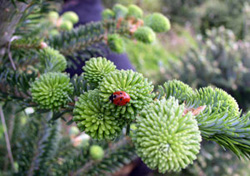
[{"x1": 109, "y1": 91, "x2": 130, "y2": 106}]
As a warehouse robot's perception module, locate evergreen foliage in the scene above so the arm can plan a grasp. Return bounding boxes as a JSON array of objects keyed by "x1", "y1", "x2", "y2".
[{"x1": 1, "y1": 1, "x2": 250, "y2": 175}]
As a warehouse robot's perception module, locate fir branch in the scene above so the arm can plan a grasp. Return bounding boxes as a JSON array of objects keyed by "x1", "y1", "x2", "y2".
[
  {"x1": 47, "y1": 20, "x2": 129, "y2": 56},
  {"x1": 73, "y1": 137, "x2": 135, "y2": 176},
  {"x1": 33, "y1": 114, "x2": 61, "y2": 175},
  {"x1": 0, "y1": 66, "x2": 37, "y2": 104}
]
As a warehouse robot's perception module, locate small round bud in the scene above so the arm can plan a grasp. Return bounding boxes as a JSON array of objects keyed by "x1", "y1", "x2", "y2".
[
  {"x1": 145, "y1": 13, "x2": 171, "y2": 33},
  {"x1": 39, "y1": 42, "x2": 48, "y2": 49},
  {"x1": 69, "y1": 126, "x2": 80, "y2": 136},
  {"x1": 113, "y1": 4, "x2": 128, "y2": 19},
  {"x1": 107, "y1": 34, "x2": 125, "y2": 53},
  {"x1": 62, "y1": 11, "x2": 79, "y2": 24},
  {"x1": 59, "y1": 20, "x2": 73, "y2": 31},
  {"x1": 90, "y1": 145, "x2": 104, "y2": 160},
  {"x1": 134, "y1": 26, "x2": 156, "y2": 44},
  {"x1": 127, "y1": 4, "x2": 143, "y2": 19},
  {"x1": 48, "y1": 11, "x2": 59, "y2": 20},
  {"x1": 102, "y1": 9, "x2": 115, "y2": 20}
]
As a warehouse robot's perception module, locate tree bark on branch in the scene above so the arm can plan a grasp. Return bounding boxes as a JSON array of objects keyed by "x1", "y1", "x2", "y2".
[{"x1": 0, "y1": 0, "x2": 30, "y2": 51}]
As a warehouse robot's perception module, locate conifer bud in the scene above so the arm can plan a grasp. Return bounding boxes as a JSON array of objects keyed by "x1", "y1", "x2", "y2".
[
  {"x1": 59, "y1": 20, "x2": 73, "y2": 31},
  {"x1": 90, "y1": 145, "x2": 104, "y2": 160},
  {"x1": 31, "y1": 72, "x2": 73, "y2": 110},
  {"x1": 132, "y1": 97, "x2": 202, "y2": 173},
  {"x1": 102, "y1": 9, "x2": 115, "y2": 20},
  {"x1": 107, "y1": 34, "x2": 125, "y2": 53},
  {"x1": 145, "y1": 13, "x2": 171, "y2": 33},
  {"x1": 113, "y1": 4, "x2": 128, "y2": 19},
  {"x1": 127, "y1": 4, "x2": 143, "y2": 19},
  {"x1": 134, "y1": 26, "x2": 156, "y2": 44},
  {"x1": 62, "y1": 11, "x2": 79, "y2": 24}
]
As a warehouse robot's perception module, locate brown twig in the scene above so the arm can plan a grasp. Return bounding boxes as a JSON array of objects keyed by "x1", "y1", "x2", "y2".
[{"x1": 0, "y1": 106, "x2": 16, "y2": 172}]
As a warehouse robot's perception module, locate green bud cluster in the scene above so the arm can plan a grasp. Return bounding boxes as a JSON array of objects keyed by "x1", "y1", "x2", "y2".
[
  {"x1": 73, "y1": 90, "x2": 124, "y2": 140},
  {"x1": 132, "y1": 97, "x2": 201, "y2": 173},
  {"x1": 107, "y1": 34, "x2": 125, "y2": 53},
  {"x1": 134, "y1": 26, "x2": 156, "y2": 44},
  {"x1": 38, "y1": 47, "x2": 67, "y2": 73},
  {"x1": 102, "y1": 4, "x2": 143, "y2": 20},
  {"x1": 31, "y1": 72, "x2": 73, "y2": 110},
  {"x1": 101, "y1": 4, "x2": 170, "y2": 45},
  {"x1": 145, "y1": 13, "x2": 171, "y2": 33},
  {"x1": 90, "y1": 145, "x2": 105, "y2": 160},
  {"x1": 82, "y1": 57, "x2": 116, "y2": 84},
  {"x1": 99, "y1": 70, "x2": 154, "y2": 120},
  {"x1": 59, "y1": 11, "x2": 79, "y2": 31}
]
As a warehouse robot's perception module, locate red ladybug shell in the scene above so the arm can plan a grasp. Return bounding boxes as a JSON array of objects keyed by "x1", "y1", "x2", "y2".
[{"x1": 109, "y1": 91, "x2": 130, "y2": 106}]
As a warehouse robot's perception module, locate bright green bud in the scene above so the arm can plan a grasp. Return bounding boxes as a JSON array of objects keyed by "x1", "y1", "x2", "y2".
[
  {"x1": 83, "y1": 57, "x2": 116, "y2": 84},
  {"x1": 38, "y1": 47, "x2": 67, "y2": 72},
  {"x1": 73, "y1": 90, "x2": 124, "y2": 140},
  {"x1": 102, "y1": 9, "x2": 115, "y2": 20},
  {"x1": 99, "y1": 70, "x2": 154, "y2": 120},
  {"x1": 145, "y1": 13, "x2": 171, "y2": 33},
  {"x1": 90, "y1": 145, "x2": 104, "y2": 160},
  {"x1": 107, "y1": 34, "x2": 125, "y2": 54},
  {"x1": 127, "y1": 4, "x2": 143, "y2": 18},
  {"x1": 134, "y1": 26, "x2": 156, "y2": 44},
  {"x1": 113, "y1": 4, "x2": 128, "y2": 19},
  {"x1": 132, "y1": 97, "x2": 201, "y2": 173},
  {"x1": 59, "y1": 20, "x2": 73, "y2": 31},
  {"x1": 31, "y1": 72, "x2": 73, "y2": 110},
  {"x1": 62, "y1": 11, "x2": 79, "y2": 24},
  {"x1": 48, "y1": 11, "x2": 59, "y2": 20}
]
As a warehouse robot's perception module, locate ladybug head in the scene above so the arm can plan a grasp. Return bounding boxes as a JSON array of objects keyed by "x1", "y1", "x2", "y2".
[{"x1": 109, "y1": 94, "x2": 115, "y2": 102}]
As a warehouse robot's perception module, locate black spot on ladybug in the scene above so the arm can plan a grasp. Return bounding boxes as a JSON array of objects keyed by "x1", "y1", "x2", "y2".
[
  {"x1": 114, "y1": 95, "x2": 116, "y2": 98},
  {"x1": 120, "y1": 98, "x2": 123, "y2": 100},
  {"x1": 120, "y1": 92, "x2": 122, "y2": 94}
]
